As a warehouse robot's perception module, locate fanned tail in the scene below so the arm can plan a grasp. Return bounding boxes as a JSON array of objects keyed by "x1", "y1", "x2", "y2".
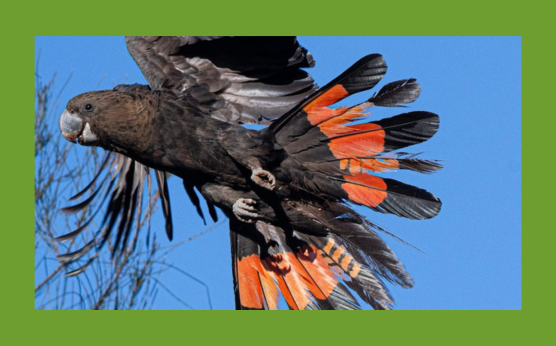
[{"x1": 273, "y1": 54, "x2": 441, "y2": 220}]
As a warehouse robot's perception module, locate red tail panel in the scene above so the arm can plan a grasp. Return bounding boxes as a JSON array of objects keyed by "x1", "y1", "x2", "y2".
[
  {"x1": 342, "y1": 174, "x2": 388, "y2": 208},
  {"x1": 305, "y1": 84, "x2": 349, "y2": 114},
  {"x1": 237, "y1": 254, "x2": 279, "y2": 309}
]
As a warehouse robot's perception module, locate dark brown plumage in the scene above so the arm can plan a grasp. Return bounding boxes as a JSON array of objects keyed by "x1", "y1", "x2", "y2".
[{"x1": 59, "y1": 37, "x2": 442, "y2": 309}]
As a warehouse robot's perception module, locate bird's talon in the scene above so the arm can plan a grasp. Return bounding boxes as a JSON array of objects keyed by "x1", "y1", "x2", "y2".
[
  {"x1": 251, "y1": 168, "x2": 276, "y2": 190},
  {"x1": 233, "y1": 198, "x2": 260, "y2": 223}
]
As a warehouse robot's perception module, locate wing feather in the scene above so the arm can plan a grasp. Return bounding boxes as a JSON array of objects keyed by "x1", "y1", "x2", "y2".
[{"x1": 126, "y1": 36, "x2": 316, "y2": 124}]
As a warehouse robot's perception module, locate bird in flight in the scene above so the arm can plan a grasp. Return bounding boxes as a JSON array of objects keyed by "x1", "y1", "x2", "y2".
[{"x1": 58, "y1": 36, "x2": 442, "y2": 310}]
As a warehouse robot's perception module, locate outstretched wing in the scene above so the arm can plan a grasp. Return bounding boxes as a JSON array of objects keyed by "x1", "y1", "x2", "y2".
[
  {"x1": 126, "y1": 36, "x2": 316, "y2": 124},
  {"x1": 56, "y1": 152, "x2": 173, "y2": 275}
]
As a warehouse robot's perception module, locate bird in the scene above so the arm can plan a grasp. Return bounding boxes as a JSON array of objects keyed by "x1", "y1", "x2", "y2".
[{"x1": 58, "y1": 36, "x2": 442, "y2": 310}]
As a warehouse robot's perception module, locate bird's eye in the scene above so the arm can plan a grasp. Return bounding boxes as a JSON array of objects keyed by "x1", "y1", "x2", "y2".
[{"x1": 84, "y1": 104, "x2": 94, "y2": 112}]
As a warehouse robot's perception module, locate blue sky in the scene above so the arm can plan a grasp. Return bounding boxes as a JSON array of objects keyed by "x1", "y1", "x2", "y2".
[{"x1": 35, "y1": 36, "x2": 521, "y2": 310}]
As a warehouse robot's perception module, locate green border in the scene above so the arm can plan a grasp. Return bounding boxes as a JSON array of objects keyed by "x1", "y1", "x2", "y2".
[{"x1": 16, "y1": 1, "x2": 537, "y2": 343}]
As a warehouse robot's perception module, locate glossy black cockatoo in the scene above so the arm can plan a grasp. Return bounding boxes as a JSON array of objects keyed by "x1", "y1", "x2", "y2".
[{"x1": 58, "y1": 36, "x2": 441, "y2": 310}]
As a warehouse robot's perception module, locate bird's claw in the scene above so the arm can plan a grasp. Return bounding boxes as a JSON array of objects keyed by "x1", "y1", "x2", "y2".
[
  {"x1": 233, "y1": 198, "x2": 260, "y2": 223},
  {"x1": 251, "y1": 168, "x2": 275, "y2": 190}
]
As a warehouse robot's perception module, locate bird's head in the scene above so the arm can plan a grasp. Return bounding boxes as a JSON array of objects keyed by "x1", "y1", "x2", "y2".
[{"x1": 59, "y1": 90, "x2": 155, "y2": 153}]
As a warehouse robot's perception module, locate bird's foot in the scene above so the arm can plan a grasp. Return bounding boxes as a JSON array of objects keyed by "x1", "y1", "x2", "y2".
[
  {"x1": 261, "y1": 246, "x2": 292, "y2": 274},
  {"x1": 251, "y1": 168, "x2": 275, "y2": 190},
  {"x1": 233, "y1": 198, "x2": 260, "y2": 223}
]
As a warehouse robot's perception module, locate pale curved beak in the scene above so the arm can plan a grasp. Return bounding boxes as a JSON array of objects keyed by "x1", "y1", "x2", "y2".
[
  {"x1": 59, "y1": 110, "x2": 99, "y2": 146},
  {"x1": 59, "y1": 110, "x2": 83, "y2": 143}
]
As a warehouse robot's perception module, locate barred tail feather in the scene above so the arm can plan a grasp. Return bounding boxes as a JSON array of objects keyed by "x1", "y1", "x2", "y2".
[
  {"x1": 231, "y1": 221, "x2": 361, "y2": 310},
  {"x1": 305, "y1": 234, "x2": 395, "y2": 310}
]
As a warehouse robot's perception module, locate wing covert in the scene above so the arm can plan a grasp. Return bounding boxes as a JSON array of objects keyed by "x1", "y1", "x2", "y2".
[{"x1": 126, "y1": 36, "x2": 316, "y2": 124}]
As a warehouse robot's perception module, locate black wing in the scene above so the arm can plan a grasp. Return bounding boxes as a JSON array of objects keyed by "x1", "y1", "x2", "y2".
[
  {"x1": 126, "y1": 36, "x2": 316, "y2": 124},
  {"x1": 56, "y1": 152, "x2": 172, "y2": 274}
]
